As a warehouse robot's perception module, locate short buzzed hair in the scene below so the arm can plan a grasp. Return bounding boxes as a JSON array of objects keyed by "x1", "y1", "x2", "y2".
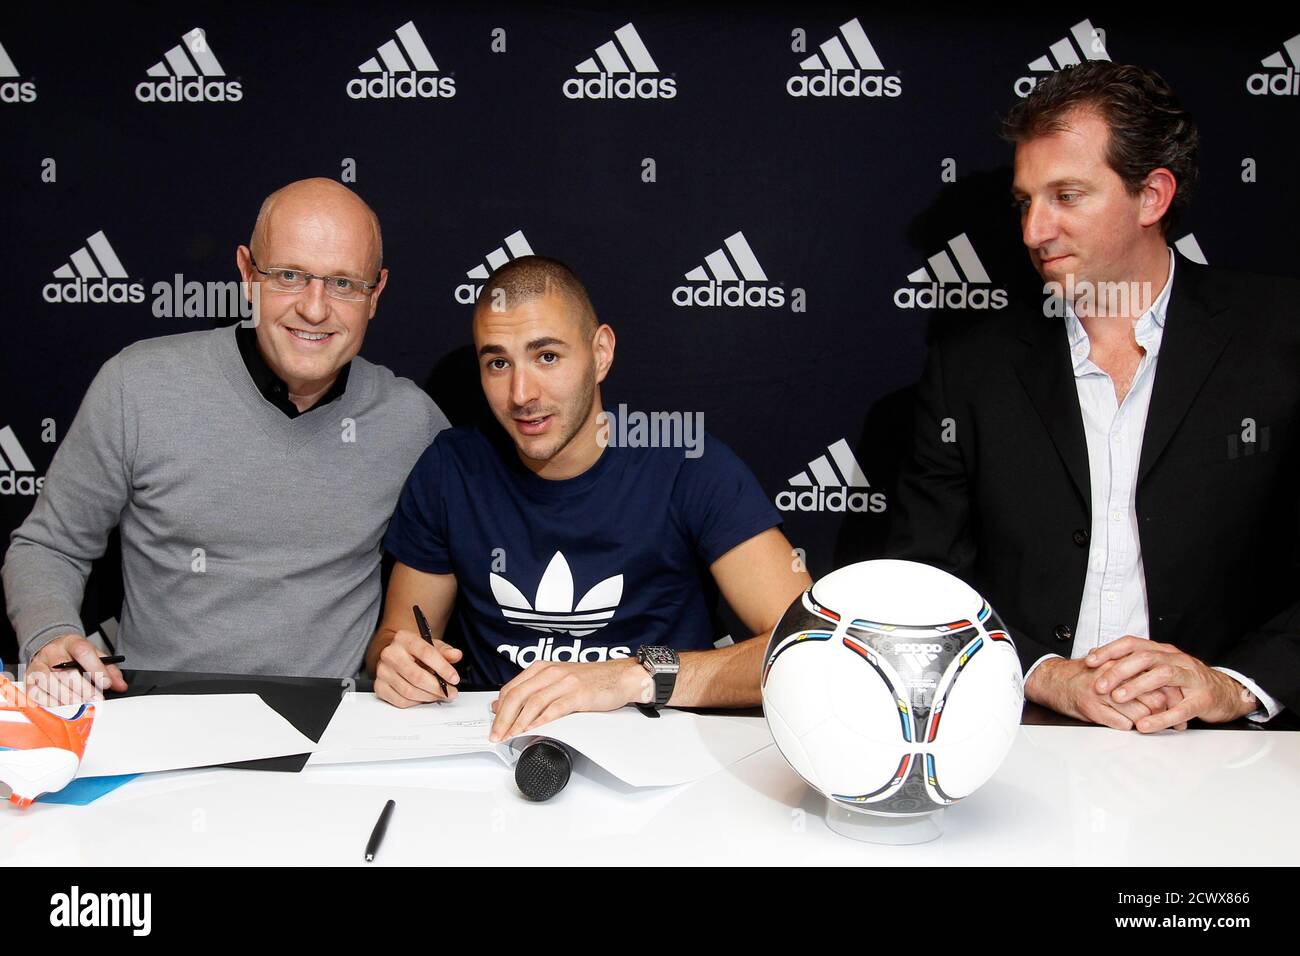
[{"x1": 474, "y1": 255, "x2": 598, "y2": 336}]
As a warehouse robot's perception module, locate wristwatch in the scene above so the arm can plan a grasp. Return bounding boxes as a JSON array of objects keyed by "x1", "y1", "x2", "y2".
[{"x1": 636, "y1": 646, "x2": 680, "y2": 709}]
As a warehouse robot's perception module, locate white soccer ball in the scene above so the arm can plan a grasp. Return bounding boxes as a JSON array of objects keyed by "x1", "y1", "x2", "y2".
[{"x1": 761, "y1": 559, "x2": 1023, "y2": 815}]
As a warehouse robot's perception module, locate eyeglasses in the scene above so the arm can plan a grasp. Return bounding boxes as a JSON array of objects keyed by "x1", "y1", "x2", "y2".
[{"x1": 248, "y1": 253, "x2": 380, "y2": 302}]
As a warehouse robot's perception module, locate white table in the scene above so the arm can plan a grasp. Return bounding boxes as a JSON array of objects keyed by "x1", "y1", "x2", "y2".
[{"x1": 2, "y1": 721, "x2": 1296, "y2": 865}]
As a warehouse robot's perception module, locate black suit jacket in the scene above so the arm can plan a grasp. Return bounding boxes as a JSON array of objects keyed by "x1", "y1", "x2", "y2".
[{"x1": 888, "y1": 257, "x2": 1300, "y2": 713}]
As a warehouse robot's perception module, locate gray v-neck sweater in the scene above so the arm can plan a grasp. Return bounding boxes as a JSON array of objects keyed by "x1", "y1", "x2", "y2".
[{"x1": 3, "y1": 325, "x2": 448, "y2": 677}]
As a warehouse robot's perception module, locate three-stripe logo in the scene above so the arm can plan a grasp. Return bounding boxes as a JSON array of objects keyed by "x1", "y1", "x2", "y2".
[
  {"x1": 787, "y1": 17, "x2": 901, "y2": 98},
  {"x1": 53, "y1": 231, "x2": 127, "y2": 281},
  {"x1": 1248, "y1": 32, "x2": 1300, "y2": 95},
  {"x1": 563, "y1": 23, "x2": 675, "y2": 100},
  {"x1": 43, "y1": 231, "x2": 145, "y2": 304},
  {"x1": 453, "y1": 230, "x2": 535, "y2": 304},
  {"x1": 776, "y1": 438, "x2": 886, "y2": 513},
  {"x1": 1013, "y1": 19, "x2": 1109, "y2": 98},
  {"x1": 347, "y1": 21, "x2": 455, "y2": 100},
  {"x1": 1173, "y1": 234, "x2": 1208, "y2": 266},
  {"x1": 894, "y1": 233, "x2": 1008, "y2": 311},
  {"x1": 673, "y1": 231, "x2": 786, "y2": 308},
  {"x1": 0, "y1": 425, "x2": 43, "y2": 496},
  {"x1": 0, "y1": 39, "x2": 36, "y2": 103},
  {"x1": 136, "y1": 28, "x2": 241, "y2": 103},
  {"x1": 0, "y1": 40, "x2": 20, "y2": 78}
]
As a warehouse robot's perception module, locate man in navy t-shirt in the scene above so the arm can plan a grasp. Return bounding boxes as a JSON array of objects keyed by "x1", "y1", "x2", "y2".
[{"x1": 368, "y1": 256, "x2": 810, "y2": 741}]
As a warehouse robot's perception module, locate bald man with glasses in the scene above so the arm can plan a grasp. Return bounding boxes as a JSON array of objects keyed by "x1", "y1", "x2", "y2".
[{"x1": 4, "y1": 178, "x2": 448, "y2": 703}]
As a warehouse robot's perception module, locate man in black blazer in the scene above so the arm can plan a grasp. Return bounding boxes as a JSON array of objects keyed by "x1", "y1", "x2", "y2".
[{"x1": 889, "y1": 61, "x2": 1299, "y2": 731}]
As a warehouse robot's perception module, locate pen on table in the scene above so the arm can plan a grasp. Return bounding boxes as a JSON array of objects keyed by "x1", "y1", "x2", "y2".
[
  {"x1": 52, "y1": 655, "x2": 126, "y2": 673},
  {"x1": 365, "y1": 799, "x2": 396, "y2": 863},
  {"x1": 412, "y1": 605, "x2": 449, "y2": 698}
]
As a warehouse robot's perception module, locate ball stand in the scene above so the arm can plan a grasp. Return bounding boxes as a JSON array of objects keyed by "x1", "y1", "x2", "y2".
[{"x1": 824, "y1": 798, "x2": 944, "y2": 845}]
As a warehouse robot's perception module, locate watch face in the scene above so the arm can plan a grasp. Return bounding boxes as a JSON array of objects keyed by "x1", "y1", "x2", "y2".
[{"x1": 641, "y1": 646, "x2": 677, "y2": 668}]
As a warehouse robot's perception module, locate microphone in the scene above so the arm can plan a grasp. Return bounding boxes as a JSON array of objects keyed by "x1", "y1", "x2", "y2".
[{"x1": 514, "y1": 738, "x2": 572, "y2": 802}]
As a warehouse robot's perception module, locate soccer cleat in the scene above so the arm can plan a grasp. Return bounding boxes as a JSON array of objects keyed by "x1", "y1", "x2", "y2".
[{"x1": 0, "y1": 677, "x2": 96, "y2": 809}]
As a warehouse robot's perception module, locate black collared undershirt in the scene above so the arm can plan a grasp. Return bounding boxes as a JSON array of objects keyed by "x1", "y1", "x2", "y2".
[{"x1": 234, "y1": 322, "x2": 350, "y2": 418}]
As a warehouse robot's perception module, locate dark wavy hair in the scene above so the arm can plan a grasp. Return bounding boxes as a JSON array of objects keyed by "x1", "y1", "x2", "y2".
[{"x1": 1002, "y1": 61, "x2": 1199, "y2": 234}]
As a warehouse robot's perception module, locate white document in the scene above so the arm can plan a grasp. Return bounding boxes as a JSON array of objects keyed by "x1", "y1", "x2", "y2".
[
  {"x1": 308, "y1": 692, "x2": 774, "y2": 787},
  {"x1": 61, "y1": 694, "x2": 319, "y2": 778},
  {"x1": 307, "y1": 692, "x2": 503, "y2": 766},
  {"x1": 526, "y1": 707, "x2": 774, "y2": 788}
]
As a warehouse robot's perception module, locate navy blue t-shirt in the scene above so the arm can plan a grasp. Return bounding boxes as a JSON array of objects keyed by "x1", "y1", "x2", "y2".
[{"x1": 383, "y1": 425, "x2": 782, "y2": 687}]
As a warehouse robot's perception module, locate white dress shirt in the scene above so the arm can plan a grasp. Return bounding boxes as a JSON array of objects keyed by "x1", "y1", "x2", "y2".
[{"x1": 1026, "y1": 250, "x2": 1280, "y2": 722}]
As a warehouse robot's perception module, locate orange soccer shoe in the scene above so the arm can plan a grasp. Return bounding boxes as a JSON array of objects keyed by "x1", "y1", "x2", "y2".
[{"x1": 0, "y1": 676, "x2": 96, "y2": 809}]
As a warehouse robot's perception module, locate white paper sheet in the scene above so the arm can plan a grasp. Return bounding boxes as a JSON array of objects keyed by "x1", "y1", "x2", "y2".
[
  {"x1": 530, "y1": 707, "x2": 774, "y2": 787},
  {"x1": 308, "y1": 692, "x2": 774, "y2": 787},
  {"x1": 60, "y1": 694, "x2": 319, "y2": 778},
  {"x1": 307, "y1": 692, "x2": 502, "y2": 767}
]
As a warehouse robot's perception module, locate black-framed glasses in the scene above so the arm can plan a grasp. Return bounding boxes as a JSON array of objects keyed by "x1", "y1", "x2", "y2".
[{"x1": 248, "y1": 253, "x2": 380, "y2": 302}]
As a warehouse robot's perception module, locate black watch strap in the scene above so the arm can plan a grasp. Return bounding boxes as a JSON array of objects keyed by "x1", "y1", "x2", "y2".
[
  {"x1": 637, "y1": 646, "x2": 679, "y2": 709},
  {"x1": 651, "y1": 669, "x2": 674, "y2": 707}
]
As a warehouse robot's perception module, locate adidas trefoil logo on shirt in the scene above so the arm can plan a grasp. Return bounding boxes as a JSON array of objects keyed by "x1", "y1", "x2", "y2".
[
  {"x1": 491, "y1": 552, "x2": 630, "y2": 664},
  {"x1": 491, "y1": 551, "x2": 624, "y2": 637}
]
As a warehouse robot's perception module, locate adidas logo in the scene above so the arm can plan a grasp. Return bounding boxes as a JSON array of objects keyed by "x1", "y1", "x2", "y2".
[
  {"x1": 1174, "y1": 233, "x2": 1208, "y2": 265},
  {"x1": 0, "y1": 40, "x2": 21, "y2": 77},
  {"x1": 776, "y1": 439, "x2": 886, "y2": 513},
  {"x1": 488, "y1": 554, "x2": 631, "y2": 665},
  {"x1": 1013, "y1": 19, "x2": 1109, "y2": 98},
  {"x1": 490, "y1": 551, "x2": 624, "y2": 640},
  {"x1": 44, "y1": 231, "x2": 145, "y2": 304},
  {"x1": 0, "y1": 39, "x2": 36, "y2": 103},
  {"x1": 894, "y1": 233, "x2": 1008, "y2": 310},
  {"x1": 563, "y1": 23, "x2": 675, "y2": 100},
  {"x1": 136, "y1": 28, "x2": 241, "y2": 103},
  {"x1": 496, "y1": 636, "x2": 632, "y2": 667},
  {"x1": 672, "y1": 231, "x2": 786, "y2": 308},
  {"x1": 0, "y1": 425, "x2": 44, "y2": 496},
  {"x1": 1248, "y1": 32, "x2": 1300, "y2": 95},
  {"x1": 347, "y1": 21, "x2": 455, "y2": 100},
  {"x1": 453, "y1": 230, "x2": 535, "y2": 304},
  {"x1": 786, "y1": 18, "x2": 901, "y2": 98},
  {"x1": 895, "y1": 642, "x2": 943, "y2": 674}
]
